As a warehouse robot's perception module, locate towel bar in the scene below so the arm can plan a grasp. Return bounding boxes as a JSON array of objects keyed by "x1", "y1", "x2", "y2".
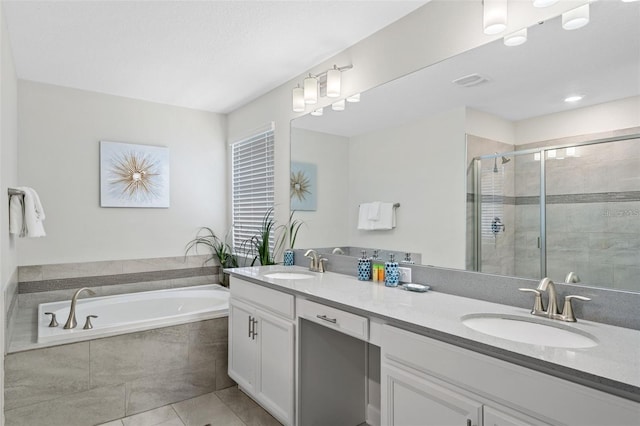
[
  {"x1": 8, "y1": 188, "x2": 25, "y2": 196},
  {"x1": 359, "y1": 202, "x2": 400, "y2": 208}
]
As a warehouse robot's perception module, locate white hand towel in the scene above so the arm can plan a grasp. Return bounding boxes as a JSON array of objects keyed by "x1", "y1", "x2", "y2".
[
  {"x1": 358, "y1": 202, "x2": 396, "y2": 230},
  {"x1": 358, "y1": 203, "x2": 374, "y2": 230},
  {"x1": 371, "y1": 202, "x2": 395, "y2": 230},
  {"x1": 19, "y1": 187, "x2": 46, "y2": 238},
  {"x1": 367, "y1": 201, "x2": 381, "y2": 220},
  {"x1": 9, "y1": 195, "x2": 24, "y2": 235}
]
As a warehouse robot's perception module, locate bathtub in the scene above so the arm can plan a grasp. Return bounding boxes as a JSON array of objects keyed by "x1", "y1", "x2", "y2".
[{"x1": 37, "y1": 284, "x2": 229, "y2": 344}]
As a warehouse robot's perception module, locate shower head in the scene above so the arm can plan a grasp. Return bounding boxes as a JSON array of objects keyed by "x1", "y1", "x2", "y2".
[{"x1": 493, "y1": 154, "x2": 511, "y2": 172}]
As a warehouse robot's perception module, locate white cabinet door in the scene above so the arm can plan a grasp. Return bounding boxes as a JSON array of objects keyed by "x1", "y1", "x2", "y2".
[
  {"x1": 228, "y1": 299, "x2": 256, "y2": 392},
  {"x1": 484, "y1": 405, "x2": 551, "y2": 426},
  {"x1": 382, "y1": 364, "x2": 482, "y2": 426},
  {"x1": 255, "y1": 308, "x2": 295, "y2": 425}
]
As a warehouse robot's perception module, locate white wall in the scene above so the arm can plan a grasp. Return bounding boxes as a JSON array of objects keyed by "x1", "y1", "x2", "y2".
[
  {"x1": 1, "y1": 3, "x2": 18, "y2": 421},
  {"x1": 227, "y1": 0, "x2": 583, "y2": 247},
  {"x1": 466, "y1": 108, "x2": 516, "y2": 145},
  {"x1": 17, "y1": 81, "x2": 227, "y2": 265},
  {"x1": 348, "y1": 108, "x2": 467, "y2": 269},
  {"x1": 290, "y1": 128, "x2": 349, "y2": 248},
  {"x1": 515, "y1": 96, "x2": 640, "y2": 145}
]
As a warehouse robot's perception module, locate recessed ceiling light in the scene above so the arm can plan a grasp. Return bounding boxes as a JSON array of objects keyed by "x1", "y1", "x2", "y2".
[{"x1": 564, "y1": 95, "x2": 583, "y2": 103}]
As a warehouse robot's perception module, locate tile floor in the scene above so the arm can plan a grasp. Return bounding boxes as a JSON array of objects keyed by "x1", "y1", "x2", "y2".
[{"x1": 97, "y1": 386, "x2": 282, "y2": 426}]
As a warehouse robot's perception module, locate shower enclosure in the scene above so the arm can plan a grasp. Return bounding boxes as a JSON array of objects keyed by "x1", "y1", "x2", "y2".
[{"x1": 468, "y1": 133, "x2": 640, "y2": 291}]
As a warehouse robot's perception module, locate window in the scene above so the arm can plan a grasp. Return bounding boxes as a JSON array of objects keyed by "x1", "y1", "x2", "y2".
[{"x1": 231, "y1": 124, "x2": 275, "y2": 252}]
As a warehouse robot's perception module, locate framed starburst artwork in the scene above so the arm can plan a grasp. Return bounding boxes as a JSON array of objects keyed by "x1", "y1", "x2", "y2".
[
  {"x1": 100, "y1": 141, "x2": 170, "y2": 208},
  {"x1": 290, "y1": 162, "x2": 316, "y2": 211}
]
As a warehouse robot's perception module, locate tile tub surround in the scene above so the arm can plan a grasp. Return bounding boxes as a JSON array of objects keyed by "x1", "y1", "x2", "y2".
[
  {"x1": 18, "y1": 255, "x2": 218, "y2": 294},
  {"x1": 4, "y1": 318, "x2": 235, "y2": 426},
  {"x1": 238, "y1": 265, "x2": 640, "y2": 402}
]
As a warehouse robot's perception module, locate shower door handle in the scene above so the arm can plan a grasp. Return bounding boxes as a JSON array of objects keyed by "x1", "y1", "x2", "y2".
[{"x1": 248, "y1": 315, "x2": 253, "y2": 338}]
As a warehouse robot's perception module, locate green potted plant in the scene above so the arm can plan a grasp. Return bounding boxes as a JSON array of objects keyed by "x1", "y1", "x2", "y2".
[
  {"x1": 185, "y1": 227, "x2": 238, "y2": 286},
  {"x1": 277, "y1": 210, "x2": 304, "y2": 266},
  {"x1": 244, "y1": 208, "x2": 278, "y2": 266}
]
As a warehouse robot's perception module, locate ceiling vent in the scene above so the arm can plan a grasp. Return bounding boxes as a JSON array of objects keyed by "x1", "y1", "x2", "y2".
[{"x1": 452, "y1": 73, "x2": 489, "y2": 88}]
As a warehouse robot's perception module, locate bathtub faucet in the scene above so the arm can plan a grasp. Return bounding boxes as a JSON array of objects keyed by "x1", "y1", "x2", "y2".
[{"x1": 64, "y1": 287, "x2": 96, "y2": 329}]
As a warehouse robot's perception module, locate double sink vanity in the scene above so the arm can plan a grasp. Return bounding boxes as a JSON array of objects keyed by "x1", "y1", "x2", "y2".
[{"x1": 227, "y1": 265, "x2": 640, "y2": 426}]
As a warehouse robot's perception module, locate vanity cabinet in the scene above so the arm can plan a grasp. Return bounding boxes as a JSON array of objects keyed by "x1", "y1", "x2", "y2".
[
  {"x1": 381, "y1": 325, "x2": 639, "y2": 426},
  {"x1": 229, "y1": 278, "x2": 295, "y2": 426},
  {"x1": 383, "y1": 363, "x2": 547, "y2": 426}
]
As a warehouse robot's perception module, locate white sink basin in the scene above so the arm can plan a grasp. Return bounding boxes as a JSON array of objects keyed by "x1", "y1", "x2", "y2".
[
  {"x1": 461, "y1": 314, "x2": 598, "y2": 349},
  {"x1": 263, "y1": 272, "x2": 315, "y2": 280}
]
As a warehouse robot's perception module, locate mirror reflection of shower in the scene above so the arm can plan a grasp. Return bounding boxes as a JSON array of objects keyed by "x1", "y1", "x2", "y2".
[{"x1": 493, "y1": 152, "x2": 511, "y2": 173}]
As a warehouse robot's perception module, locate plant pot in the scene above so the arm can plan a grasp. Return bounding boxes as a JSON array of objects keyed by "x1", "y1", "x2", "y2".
[{"x1": 218, "y1": 270, "x2": 230, "y2": 287}]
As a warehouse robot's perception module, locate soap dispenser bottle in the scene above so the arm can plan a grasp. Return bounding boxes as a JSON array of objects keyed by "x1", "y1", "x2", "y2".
[
  {"x1": 358, "y1": 250, "x2": 371, "y2": 281},
  {"x1": 384, "y1": 253, "x2": 399, "y2": 287}
]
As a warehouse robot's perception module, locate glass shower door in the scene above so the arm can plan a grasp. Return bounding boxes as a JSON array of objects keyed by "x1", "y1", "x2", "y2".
[{"x1": 474, "y1": 151, "x2": 541, "y2": 279}]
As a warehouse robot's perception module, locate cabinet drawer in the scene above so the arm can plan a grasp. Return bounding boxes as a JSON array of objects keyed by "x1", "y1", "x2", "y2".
[
  {"x1": 297, "y1": 298, "x2": 368, "y2": 341},
  {"x1": 230, "y1": 277, "x2": 294, "y2": 320}
]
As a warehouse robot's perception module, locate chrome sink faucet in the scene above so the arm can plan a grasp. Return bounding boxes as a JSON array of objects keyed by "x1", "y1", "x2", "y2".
[
  {"x1": 64, "y1": 287, "x2": 96, "y2": 329},
  {"x1": 520, "y1": 277, "x2": 590, "y2": 322},
  {"x1": 304, "y1": 249, "x2": 327, "y2": 273}
]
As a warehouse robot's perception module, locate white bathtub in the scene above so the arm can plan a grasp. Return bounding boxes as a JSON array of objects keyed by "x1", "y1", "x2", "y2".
[{"x1": 37, "y1": 284, "x2": 229, "y2": 344}]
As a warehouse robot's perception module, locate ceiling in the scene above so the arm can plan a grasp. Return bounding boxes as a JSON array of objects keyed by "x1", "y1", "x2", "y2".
[
  {"x1": 292, "y1": 1, "x2": 640, "y2": 137},
  {"x1": 2, "y1": 0, "x2": 428, "y2": 114}
]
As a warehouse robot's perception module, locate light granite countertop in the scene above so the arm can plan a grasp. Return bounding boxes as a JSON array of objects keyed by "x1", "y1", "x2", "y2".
[{"x1": 228, "y1": 265, "x2": 640, "y2": 403}]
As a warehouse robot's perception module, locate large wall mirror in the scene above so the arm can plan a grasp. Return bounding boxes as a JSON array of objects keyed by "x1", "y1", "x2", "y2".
[{"x1": 290, "y1": 1, "x2": 640, "y2": 293}]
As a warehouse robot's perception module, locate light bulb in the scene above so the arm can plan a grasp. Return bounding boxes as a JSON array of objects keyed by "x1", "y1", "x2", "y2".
[
  {"x1": 562, "y1": 4, "x2": 589, "y2": 30},
  {"x1": 483, "y1": 0, "x2": 508, "y2": 35},
  {"x1": 292, "y1": 86, "x2": 304, "y2": 112},
  {"x1": 303, "y1": 74, "x2": 318, "y2": 104},
  {"x1": 346, "y1": 93, "x2": 361, "y2": 103},
  {"x1": 326, "y1": 66, "x2": 341, "y2": 98},
  {"x1": 504, "y1": 28, "x2": 527, "y2": 46},
  {"x1": 332, "y1": 100, "x2": 346, "y2": 111}
]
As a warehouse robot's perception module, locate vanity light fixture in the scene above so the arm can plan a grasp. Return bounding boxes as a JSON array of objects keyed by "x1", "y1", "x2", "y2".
[
  {"x1": 504, "y1": 28, "x2": 527, "y2": 46},
  {"x1": 304, "y1": 74, "x2": 318, "y2": 104},
  {"x1": 533, "y1": 0, "x2": 559, "y2": 7},
  {"x1": 292, "y1": 85, "x2": 305, "y2": 112},
  {"x1": 564, "y1": 95, "x2": 584, "y2": 103},
  {"x1": 346, "y1": 93, "x2": 361, "y2": 103},
  {"x1": 291, "y1": 64, "x2": 353, "y2": 112},
  {"x1": 310, "y1": 108, "x2": 323, "y2": 116},
  {"x1": 562, "y1": 4, "x2": 589, "y2": 30},
  {"x1": 483, "y1": 0, "x2": 508, "y2": 35},
  {"x1": 332, "y1": 99, "x2": 346, "y2": 111}
]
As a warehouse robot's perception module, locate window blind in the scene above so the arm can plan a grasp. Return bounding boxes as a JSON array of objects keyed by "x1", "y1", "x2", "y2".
[{"x1": 231, "y1": 125, "x2": 275, "y2": 253}]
